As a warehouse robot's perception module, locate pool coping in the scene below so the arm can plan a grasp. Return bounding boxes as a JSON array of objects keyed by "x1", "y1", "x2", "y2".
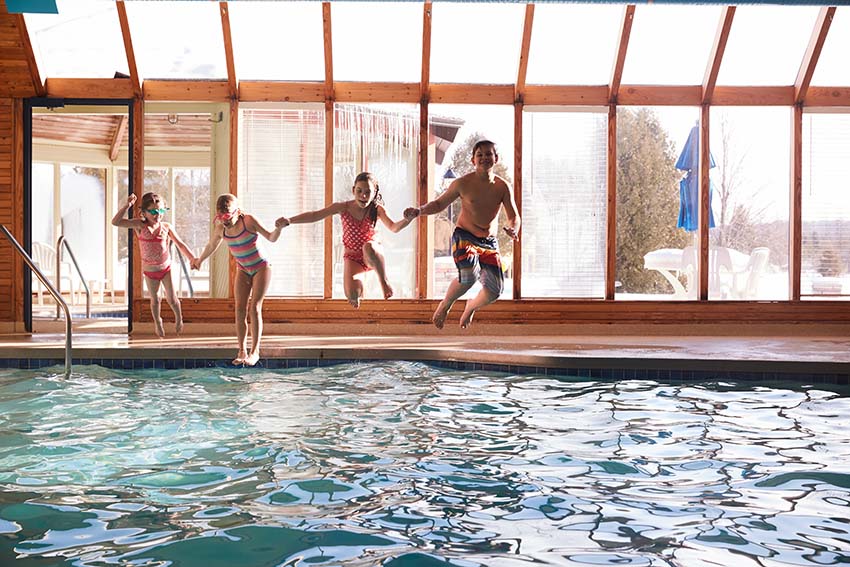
[{"x1": 2, "y1": 345, "x2": 848, "y2": 384}]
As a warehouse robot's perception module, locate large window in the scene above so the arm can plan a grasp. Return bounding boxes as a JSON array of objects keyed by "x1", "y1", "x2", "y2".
[
  {"x1": 333, "y1": 104, "x2": 419, "y2": 299},
  {"x1": 709, "y1": 107, "x2": 790, "y2": 300},
  {"x1": 802, "y1": 111, "x2": 850, "y2": 300},
  {"x1": 239, "y1": 106, "x2": 326, "y2": 297},
  {"x1": 615, "y1": 106, "x2": 699, "y2": 300},
  {"x1": 522, "y1": 109, "x2": 607, "y2": 298}
]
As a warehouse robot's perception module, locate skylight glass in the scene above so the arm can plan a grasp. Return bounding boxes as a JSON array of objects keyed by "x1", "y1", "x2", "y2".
[
  {"x1": 125, "y1": 1, "x2": 226, "y2": 80},
  {"x1": 526, "y1": 4, "x2": 621, "y2": 85},
  {"x1": 716, "y1": 6, "x2": 819, "y2": 86},
  {"x1": 430, "y1": 3, "x2": 524, "y2": 84},
  {"x1": 229, "y1": 1, "x2": 324, "y2": 82},
  {"x1": 811, "y1": 7, "x2": 850, "y2": 86},
  {"x1": 622, "y1": 5, "x2": 721, "y2": 86},
  {"x1": 332, "y1": 3, "x2": 421, "y2": 82},
  {"x1": 24, "y1": 0, "x2": 127, "y2": 79}
]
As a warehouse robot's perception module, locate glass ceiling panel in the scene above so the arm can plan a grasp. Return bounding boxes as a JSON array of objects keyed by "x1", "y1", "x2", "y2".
[
  {"x1": 526, "y1": 4, "x2": 621, "y2": 85},
  {"x1": 811, "y1": 7, "x2": 850, "y2": 86},
  {"x1": 125, "y1": 1, "x2": 226, "y2": 80},
  {"x1": 431, "y1": 3, "x2": 524, "y2": 84},
  {"x1": 622, "y1": 5, "x2": 721, "y2": 85},
  {"x1": 716, "y1": 6, "x2": 819, "y2": 86},
  {"x1": 24, "y1": 0, "x2": 127, "y2": 79},
  {"x1": 332, "y1": 3, "x2": 421, "y2": 82},
  {"x1": 229, "y1": 2, "x2": 324, "y2": 81}
]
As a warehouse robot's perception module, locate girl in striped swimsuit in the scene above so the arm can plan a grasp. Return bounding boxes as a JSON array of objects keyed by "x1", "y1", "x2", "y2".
[
  {"x1": 111, "y1": 192, "x2": 197, "y2": 338},
  {"x1": 275, "y1": 172, "x2": 414, "y2": 308},
  {"x1": 192, "y1": 194, "x2": 283, "y2": 366}
]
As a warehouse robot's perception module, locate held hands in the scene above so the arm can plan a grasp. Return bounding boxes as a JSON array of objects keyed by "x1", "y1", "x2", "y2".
[
  {"x1": 403, "y1": 207, "x2": 421, "y2": 220},
  {"x1": 190, "y1": 258, "x2": 202, "y2": 270},
  {"x1": 275, "y1": 216, "x2": 290, "y2": 229},
  {"x1": 503, "y1": 226, "x2": 519, "y2": 241}
]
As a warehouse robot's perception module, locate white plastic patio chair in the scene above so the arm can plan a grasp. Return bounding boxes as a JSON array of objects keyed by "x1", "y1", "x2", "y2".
[{"x1": 31, "y1": 241, "x2": 78, "y2": 305}]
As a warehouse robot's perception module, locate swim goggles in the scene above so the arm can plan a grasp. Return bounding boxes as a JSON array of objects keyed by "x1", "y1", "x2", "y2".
[
  {"x1": 215, "y1": 210, "x2": 239, "y2": 222},
  {"x1": 145, "y1": 207, "x2": 169, "y2": 215}
]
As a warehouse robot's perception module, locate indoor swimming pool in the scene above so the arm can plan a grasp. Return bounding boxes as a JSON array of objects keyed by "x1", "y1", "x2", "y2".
[{"x1": 1, "y1": 361, "x2": 848, "y2": 566}]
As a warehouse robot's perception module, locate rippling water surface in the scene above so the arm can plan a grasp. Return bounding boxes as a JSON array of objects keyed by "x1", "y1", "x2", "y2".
[{"x1": 1, "y1": 361, "x2": 849, "y2": 566}]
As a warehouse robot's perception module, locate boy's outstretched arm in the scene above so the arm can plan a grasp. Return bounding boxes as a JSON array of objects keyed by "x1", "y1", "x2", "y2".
[{"x1": 403, "y1": 181, "x2": 460, "y2": 220}]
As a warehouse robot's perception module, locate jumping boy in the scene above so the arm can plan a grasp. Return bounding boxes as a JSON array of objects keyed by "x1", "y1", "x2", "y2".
[{"x1": 404, "y1": 140, "x2": 520, "y2": 329}]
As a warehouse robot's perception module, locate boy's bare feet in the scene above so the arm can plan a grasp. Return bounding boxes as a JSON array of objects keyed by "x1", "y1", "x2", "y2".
[
  {"x1": 243, "y1": 352, "x2": 260, "y2": 367},
  {"x1": 175, "y1": 319, "x2": 184, "y2": 335},
  {"x1": 432, "y1": 301, "x2": 449, "y2": 329},
  {"x1": 460, "y1": 308, "x2": 475, "y2": 329},
  {"x1": 154, "y1": 320, "x2": 165, "y2": 338}
]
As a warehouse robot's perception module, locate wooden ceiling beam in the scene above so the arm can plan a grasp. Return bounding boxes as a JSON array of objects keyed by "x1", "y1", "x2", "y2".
[
  {"x1": 116, "y1": 1, "x2": 141, "y2": 97},
  {"x1": 143, "y1": 80, "x2": 231, "y2": 101},
  {"x1": 220, "y1": 2, "x2": 237, "y2": 99},
  {"x1": 420, "y1": 1, "x2": 431, "y2": 103},
  {"x1": 702, "y1": 6, "x2": 735, "y2": 104},
  {"x1": 14, "y1": 13, "x2": 44, "y2": 96},
  {"x1": 109, "y1": 115, "x2": 129, "y2": 162},
  {"x1": 45, "y1": 78, "x2": 134, "y2": 99},
  {"x1": 322, "y1": 2, "x2": 334, "y2": 107},
  {"x1": 796, "y1": 6, "x2": 835, "y2": 104},
  {"x1": 515, "y1": 3, "x2": 534, "y2": 103},
  {"x1": 609, "y1": 4, "x2": 635, "y2": 104}
]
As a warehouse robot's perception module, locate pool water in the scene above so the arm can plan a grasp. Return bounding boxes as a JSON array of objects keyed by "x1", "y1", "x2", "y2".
[{"x1": 1, "y1": 361, "x2": 849, "y2": 566}]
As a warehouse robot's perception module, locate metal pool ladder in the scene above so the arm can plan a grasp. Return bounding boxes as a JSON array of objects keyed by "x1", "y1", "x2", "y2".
[{"x1": 1, "y1": 224, "x2": 72, "y2": 377}]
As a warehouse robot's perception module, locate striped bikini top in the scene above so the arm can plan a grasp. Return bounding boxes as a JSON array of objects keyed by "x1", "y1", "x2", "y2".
[{"x1": 223, "y1": 217, "x2": 268, "y2": 274}]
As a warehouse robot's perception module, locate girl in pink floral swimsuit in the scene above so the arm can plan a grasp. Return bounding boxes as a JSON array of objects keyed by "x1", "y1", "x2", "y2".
[
  {"x1": 276, "y1": 172, "x2": 414, "y2": 308},
  {"x1": 111, "y1": 192, "x2": 197, "y2": 337}
]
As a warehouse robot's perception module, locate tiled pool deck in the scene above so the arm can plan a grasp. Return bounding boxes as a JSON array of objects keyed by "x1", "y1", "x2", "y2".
[{"x1": 1, "y1": 330, "x2": 849, "y2": 383}]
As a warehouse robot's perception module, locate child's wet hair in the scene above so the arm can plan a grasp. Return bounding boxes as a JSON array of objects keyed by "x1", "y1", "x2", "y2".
[
  {"x1": 140, "y1": 192, "x2": 164, "y2": 213},
  {"x1": 354, "y1": 172, "x2": 383, "y2": 223},
  {"x1": 216, "y1": 194, "x2": 238, "y2": 213}
]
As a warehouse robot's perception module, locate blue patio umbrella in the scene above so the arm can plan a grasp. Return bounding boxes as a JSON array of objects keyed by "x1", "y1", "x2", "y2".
[{"x1": 676, "y1": 125, "x2": 716, "y2": 232}]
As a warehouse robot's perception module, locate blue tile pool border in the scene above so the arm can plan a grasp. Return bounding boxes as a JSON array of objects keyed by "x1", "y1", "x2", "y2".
[{"x1": 0, "y1": 357, "x2": 847, "y2": 384}]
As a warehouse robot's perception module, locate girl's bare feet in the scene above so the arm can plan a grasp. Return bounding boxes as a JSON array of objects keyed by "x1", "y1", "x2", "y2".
[
  {"x1": 460, "y1": 308, "x2": 475, "y2": 329},
  {"x1": 154, "y1": 320, "x2": 165, "y2": 338},
  {"x1": 380, "y1": 280, "x2": 394, "y2": 300},
  {"x1": 243, "y1": 352, "x2": 260, "y2": 367},
  {"x1": 348, "y1": 295, "x2": 361, "y2": 309},
  {"x1": 232, "y1": 350, "x2": 247, "y2": 365},
  {"x1": 175, "y1": 319, "x2": 184, "y2": 335}
]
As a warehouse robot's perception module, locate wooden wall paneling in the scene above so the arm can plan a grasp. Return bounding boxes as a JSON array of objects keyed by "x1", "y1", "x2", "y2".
[
  {"x1": 617, "y1": 85, "x2": 702, "y2": 106},
  {"x1": 116, "y1": 1, "x2": 141, "y2": 96},
  {"x1": 334, "y1": 82, "x2": 419, "y2": 103},
  {"x1": 710, "y1": 86, "x2": 794, "y2": 106},
  {"x1": 804, "y1": 87, "x2": 850, "y2": 107},
  {"x1": 429, "y1": 84, "x2": 513, "y2": 104},
  {"x1": 513, "y1": 102, "x2": 523, "y2": 300},
  {"x1": 13, "y1": 13, "x2": 43, "y2": 96},
  {"x1": 417, "y1": 2, "x2": 431, "y2": 299},
  {"x1": 0, "y1": 99, "x2": 16, "y2": 322},
  {"x1": 790, "y1": 104, "x2": 802, "y2": 300},
  {"x1": 45, "y1": 78, "x2": 135, "y2": 99},
  {"x1": 238, "y1": 81, "x2": 325, "y2": 103},
  {"x1": 220, "y1": 1, "x2": 237, "y2": 99},
  {"x1": 605, "y1": 104, "x2": 617, "y2": 300},
  {"x1": 143, "y1": 80, "x2": 231, "y2": 102},
  {"x1": 324, "y1": 104, "x2": 333, "y2": 299},
  {"x1": 609, "y1": 4, "x2": 635, "y2": 103},
  {"x1": 523, "y1": 85, "x2": 609, "y2": 106},
  {"x1": 698, "y1": 105, "x2": 710, "y2": 301},
  {"x1": 131, "y1": 97, "x2": 144, "y2": 323},
  {"x1": 795, "y1": 7, "x2": 835, "y2": 104},
  {"x1": 702, "y1": 6, "x2": 735, "y2": 104}
]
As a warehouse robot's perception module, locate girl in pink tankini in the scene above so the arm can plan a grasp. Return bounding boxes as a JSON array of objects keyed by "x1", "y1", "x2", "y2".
[
  {"x1": 276, "y1": 172, "x2": 414, "y2": 308},
  {"x1": 112, "y1": 192, "x2": 196, "y2": 337}
]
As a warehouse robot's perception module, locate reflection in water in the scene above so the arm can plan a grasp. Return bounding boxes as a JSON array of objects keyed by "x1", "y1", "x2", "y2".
[{"x1": 0, "y1": 362, "x2": 849, "y2": 566}]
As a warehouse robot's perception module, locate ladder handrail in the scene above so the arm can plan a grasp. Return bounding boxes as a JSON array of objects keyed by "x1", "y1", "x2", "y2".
[
  {"x1": 1, "y1": 225, "x2": 72, "y2": 378},
  {"x1": 172, "y1": 243, "x2": 194, "y2": 298},
  {"x1": 56, "y1": 236, "x2": 91, "y2": 319}
]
